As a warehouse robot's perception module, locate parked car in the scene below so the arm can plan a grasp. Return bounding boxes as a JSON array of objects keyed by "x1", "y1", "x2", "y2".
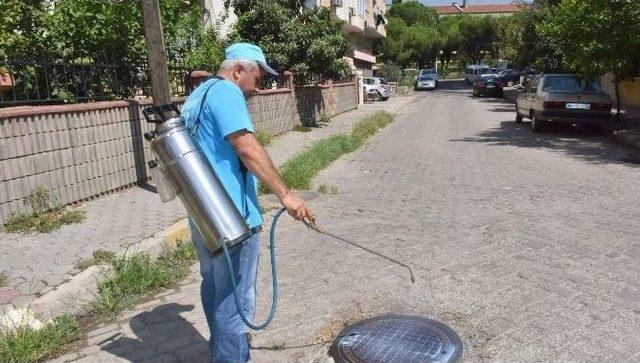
[
  {"x1": 497, "y1": 69, "x2": 521, "y2": 87},
  {"x1": 465, "y1": 65, "x2": 491, "y2": 84},
  {"x1": 515, "y1": 74, "x2": 612, "y2": 132},
  {"x1": 472, "y1": 74, "x2": 503, "y2": 97},
  {"x1": 415, "y1": 75, "x2": 437, "y2": 90},
  {"x1": 363, "y1": 77, "x2": 391, "y2": 101},
  {"x1": 419, "y1": 68, "x2": 439, "y2": 85}
]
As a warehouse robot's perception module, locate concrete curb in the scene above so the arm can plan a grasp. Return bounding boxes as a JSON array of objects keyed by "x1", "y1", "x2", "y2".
[{"x1": 29, "y1": 217, "x2": 189, "y2": 319}]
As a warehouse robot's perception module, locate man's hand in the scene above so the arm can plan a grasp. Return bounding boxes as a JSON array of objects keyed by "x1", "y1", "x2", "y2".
[{"x1": 281, "y1": 191, "x2": 315, "y2": 222}]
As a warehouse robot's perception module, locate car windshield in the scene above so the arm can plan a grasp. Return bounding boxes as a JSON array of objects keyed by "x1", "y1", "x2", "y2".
[
  {"x1": 419, "y1": 76, "x2": 434, "y2": 81},
  {"x1": 363, "y1": 78, "x2": 376, "y2": 85},
  {"x1": 421, "y1": 69, "x2": 436, "y2": 75},
  {"x1": 481, "y1": 76, "x2": 496, "y2": 82},
  {"x1": 542, "y1": 75, "x2": 602, "y2": 92}
]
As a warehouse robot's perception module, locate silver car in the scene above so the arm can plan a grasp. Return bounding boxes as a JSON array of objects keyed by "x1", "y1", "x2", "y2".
[
  {"x1": 415, "y1": 75, "x2": 436, "y2": 90},
  {"x1": 515, "y1": 74, "x2": 612, "y2": 132}
]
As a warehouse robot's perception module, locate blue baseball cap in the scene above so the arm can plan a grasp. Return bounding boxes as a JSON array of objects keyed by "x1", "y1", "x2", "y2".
[{"x1": 225, "y1": 43, "x2": 279, "y2": 76}]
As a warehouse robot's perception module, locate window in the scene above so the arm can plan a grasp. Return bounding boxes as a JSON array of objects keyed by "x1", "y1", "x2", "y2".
[
  {"x1": 542, "y1": 75, "x2": 602, "y2": 92},
  {"x1": 358, "y1": 0, "x2": 366, "y2": 16}
]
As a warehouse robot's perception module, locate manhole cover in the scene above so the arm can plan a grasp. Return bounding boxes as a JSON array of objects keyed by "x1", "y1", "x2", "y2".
[{"x1": 329, "y1": 315, "x2": 463, "y2": 363}]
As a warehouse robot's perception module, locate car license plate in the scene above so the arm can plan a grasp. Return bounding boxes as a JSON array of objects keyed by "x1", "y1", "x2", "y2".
[{"x1": 565, "y1": 103, "x2": 590, "y2": 110}]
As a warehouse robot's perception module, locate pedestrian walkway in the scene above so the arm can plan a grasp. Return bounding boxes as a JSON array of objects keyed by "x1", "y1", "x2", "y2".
[{"x1": 0, "y1": 95, "x2": 417, "y2": 315}]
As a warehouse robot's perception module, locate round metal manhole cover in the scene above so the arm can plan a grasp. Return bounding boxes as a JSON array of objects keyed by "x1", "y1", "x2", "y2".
[{"x1": 329, "y1": 315, "x2": 463, "y2": 363}]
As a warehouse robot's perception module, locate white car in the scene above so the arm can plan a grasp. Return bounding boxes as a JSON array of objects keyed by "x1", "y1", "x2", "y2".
[
  {"x1": 419, "y1": 69, "x2": 439, "y2": 85},
  {"x1": 415, "y1": 75, "x2": 437, "y2": 90},
  {"x1": 363, "y1": 77, "x2": 391, "y2": 101}
]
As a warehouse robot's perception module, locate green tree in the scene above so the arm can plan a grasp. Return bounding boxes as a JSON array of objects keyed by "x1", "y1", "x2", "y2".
[
  {"x1": 379, "y1": 1, "x2": 441, "y2": 68},
  {"x1": 386, "y1": 1, "x2": 438, "y2": 28},
  {"x1": 0, "y1": 0, "x2": 50, "y2": 60},
  {"x1": 538, "y1": 0, "x2": 640, "y2": 118},
  {"x1": 437, "y1": 16, "x2": 461, "y2": 68},
  {"x1": 457, "y1": 15, "x2": 498, "y2": 64},
  {"x1": 231, "y1": 1, "x2": 349, "y2": 84}
]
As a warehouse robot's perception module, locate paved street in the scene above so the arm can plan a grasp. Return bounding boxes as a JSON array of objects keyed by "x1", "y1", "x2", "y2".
[{"x1": 59, "y1": 80, "x2": 640, "y2": 362}]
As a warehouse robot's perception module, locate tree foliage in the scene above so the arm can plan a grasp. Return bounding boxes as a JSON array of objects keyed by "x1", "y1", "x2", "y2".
[
  {"x1": 231, "y1": 0, "x2": 350, "y2": 84},
  {"x1": 379, "y1": 2, "x2": 441, "y2": 68},
  {"x1": 0, "y1": 0, "x2": 50, "y2": 60},
  {"x1": 0, "y1": 0, "x2": 223, "y2": 70},
  {"x1": 537, "y1": 0, "x2": 640, "y2": 80},
  {"x1": 457, "y1": 15, "x2": 499, "y2": 63}
]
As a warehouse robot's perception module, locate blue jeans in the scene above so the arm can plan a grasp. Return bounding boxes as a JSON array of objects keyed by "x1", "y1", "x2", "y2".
[{"x1": 190, "y1": 219, "x2": 261, "y2": 363}]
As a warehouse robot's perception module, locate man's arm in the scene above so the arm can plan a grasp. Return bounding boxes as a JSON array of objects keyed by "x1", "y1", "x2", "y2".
[{"x1": 227, "y1": 130, "x2": 314, "y2": 222}]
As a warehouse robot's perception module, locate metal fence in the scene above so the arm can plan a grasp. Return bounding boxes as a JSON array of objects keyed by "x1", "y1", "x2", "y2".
[{"x1": 0, "y1": 58, "x2": 192, "y2": 107}]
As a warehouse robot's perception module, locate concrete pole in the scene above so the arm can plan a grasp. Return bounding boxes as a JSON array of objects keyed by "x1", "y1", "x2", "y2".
[{"x1": 141, "y1": 0, "x2": 172, "y2": 106}]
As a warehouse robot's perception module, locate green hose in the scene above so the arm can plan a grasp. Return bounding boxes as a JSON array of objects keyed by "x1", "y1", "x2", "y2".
[{"x1": 221, "y1": 207, "x2": 287, "y2": 330}]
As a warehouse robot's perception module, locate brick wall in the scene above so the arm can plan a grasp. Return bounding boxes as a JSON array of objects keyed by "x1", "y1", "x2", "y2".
[{"x1": 0, "y1": 81, "x2": 358, "y2": 224}]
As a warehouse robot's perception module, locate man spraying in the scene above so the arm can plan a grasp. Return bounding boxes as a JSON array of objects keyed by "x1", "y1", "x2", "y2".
[{"x1": 180, "y1": 43, "x2": 315, "y2": 362}]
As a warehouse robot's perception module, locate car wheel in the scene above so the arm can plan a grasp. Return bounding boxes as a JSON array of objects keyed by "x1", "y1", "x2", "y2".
[
  {"x1": 381, "y1": 97, "x2": 389, "y2": 101},
  {"x1": 374, "y1": 92, "x2": 382, "y2": 101},
  {"x1": 507, "y1": 80, "x2": 514, "y2": 87},
  {"x1": 515, "y1": 105, "x2": 523, "y2": 123},
  {"x1": 531, "y1": 113, "x2": 544, "y2": 133}
]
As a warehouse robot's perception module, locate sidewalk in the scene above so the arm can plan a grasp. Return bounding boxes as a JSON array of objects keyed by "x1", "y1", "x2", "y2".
[
  {"x1": 0, "y1": 94, "x2": 417, "y2": 317},
  {"x1": 503, "y1": 88, "x2": 640, "y2": 153}
]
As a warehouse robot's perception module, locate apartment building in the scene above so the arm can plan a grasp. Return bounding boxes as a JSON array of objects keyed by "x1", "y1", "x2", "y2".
[
  {"x1": 202, "y1": 0, "x2": 387, "y2": 77},
  {"x1": 311, "y1": 0, "x2": 387, "y2": 77}
]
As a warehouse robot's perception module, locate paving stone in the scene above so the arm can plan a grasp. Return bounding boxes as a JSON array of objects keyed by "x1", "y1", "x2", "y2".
[{"x1": 0, "y1": 289, "x2": 19, "y2": 304}]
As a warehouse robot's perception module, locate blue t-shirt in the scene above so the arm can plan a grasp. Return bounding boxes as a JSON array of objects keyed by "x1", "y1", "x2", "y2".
[{"x1": 181, "y1": 78, "x2": 263, "y2": 229}]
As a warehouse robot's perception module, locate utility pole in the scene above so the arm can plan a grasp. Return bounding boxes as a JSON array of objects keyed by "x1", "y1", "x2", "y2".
[{"x1": 141, "y1": 0, "x2": 172, "y2": 106}]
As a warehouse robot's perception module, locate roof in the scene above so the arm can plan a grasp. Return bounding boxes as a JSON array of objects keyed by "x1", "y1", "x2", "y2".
[{"x1": 433, "y1": 4, "x2": 523, "y2": 15}]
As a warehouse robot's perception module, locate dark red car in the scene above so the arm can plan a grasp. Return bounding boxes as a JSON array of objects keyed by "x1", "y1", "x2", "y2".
[{"x1": 472, "y1": 74, "x2": 503, "y2": 97}]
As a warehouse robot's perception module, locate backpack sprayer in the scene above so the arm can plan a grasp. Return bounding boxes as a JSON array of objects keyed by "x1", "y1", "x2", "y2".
[{"x1": 142, "y1": 102, "x2": 415, "y2": 331}]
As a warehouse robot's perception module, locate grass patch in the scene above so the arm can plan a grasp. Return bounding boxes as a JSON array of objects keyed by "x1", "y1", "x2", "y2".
[
  {"x1": 317, "y1": 184, "x2": 339, "y2": 195},
  {"x1": 74, "y1": 249, "x2": 117, "y2": 271},
  {"x1": 318, "y1": 113, "x2": 331, "y2": 123},
  {"x1": 254, "y1": 130, "x2": 274, "y2": 146},
  {"x1": 0, "y1": 315, "x2": 81, "y2": 363},
  {"x1": 0, "y1": 271, "x2": 7, "y2": 288},
  {"x1": 92, "y1": 239, "x2": 197, "y2": 320},
  {"x1": 261, "y1": 111, "x2": 393, "y2": 192},
  {"x1": 4, "y1": 187, "x2": 85, "y2": 234},
  {"x1": 293, "y1": 125, "x2": 313, "y2": 132}
]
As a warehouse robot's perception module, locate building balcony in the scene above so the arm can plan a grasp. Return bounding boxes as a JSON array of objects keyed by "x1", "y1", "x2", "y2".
[
  {"x1": 342, "y1": 11, "x2": 366, "y2": 33},
  {"x1": 363, "y1": 22, "x2": 386, "y2": 38},
  {"x1": 348, "y1": 48, "x2": 376, "y2": 64}
]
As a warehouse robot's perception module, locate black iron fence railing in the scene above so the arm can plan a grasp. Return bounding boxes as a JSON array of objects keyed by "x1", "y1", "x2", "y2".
[
  {"x1": 0, "y1": 58, "x2": 192, "y2": 107},
  {"x1": 0, "y1": 58, "x2": 350, "y2": 107}
]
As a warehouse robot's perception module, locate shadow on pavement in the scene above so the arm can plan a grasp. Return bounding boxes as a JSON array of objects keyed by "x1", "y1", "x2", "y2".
[
  {"x1": 100, "y1": 303, "x2": 209, "y2": 362},
  {"x1": 451, "y1": 120, "x2": 640, "y2": 167}
]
